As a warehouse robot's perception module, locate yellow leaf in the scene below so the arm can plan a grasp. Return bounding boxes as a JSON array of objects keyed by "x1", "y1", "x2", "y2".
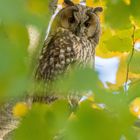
[
  {"x1": 13, "y1": 102, "x2": 29, "y2": 117},
  {"x1": 91, "y1": 103, "x2": 102, "y2": 110},
  {"x1": 130, "y1": 97, "x2": 140, "y2": 118},
  {"x1": 96, "y1": 28, "x2": 123, "y2": 58},
  {"x1": 115, "y1": 54, "x2": 128, "y2": 86},
  {"x1": 123, "y1": 0, "x2": 131, "y2": 5},
  {"x1": 58, "y1": 0, "x2": 63, "y2": 4},
  {"x1": 73, "y1": 0, "x2": 80, "y2": 4},
  {"x1": 107, "y1": 54, "x2": 129, "y2": 90},
  {"x1": 58, "y1": 0, "x2": 80, "y2": 5},
  {"x1": 28, "y1": 0, "x2": 49, "y2": 15},
  {"x1": 86, "y1": 0, "x2": 94, "y2": 7},
  {"x1": 96, "y1": 46, "x2": 124, "y2": 58},
  {"x1": 129, "y1": 72, "x2": 140, "y2": 79},
  {"x1": 130, "y1": 16, "x2": 140, "y2": 29},
  {"x1": 88, "y1": 95, "x2": 94, "y2": 102}
]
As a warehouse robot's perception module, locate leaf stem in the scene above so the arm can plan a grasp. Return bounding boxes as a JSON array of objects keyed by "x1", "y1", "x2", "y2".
[{"x1": 124, "y1": 25, "x2": 136, "y2": 92}]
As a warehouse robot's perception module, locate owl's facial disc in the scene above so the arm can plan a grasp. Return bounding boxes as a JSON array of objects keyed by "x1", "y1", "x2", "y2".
[
  {"x1": 59, "y1": 4, "x2": 102, "y2": 38},
  {"x1": 73, "y1": 5, "x2": 103, "y2": 38},
  {"x1": 59, "y1": 6, "x2": 78, "y2": 29}
]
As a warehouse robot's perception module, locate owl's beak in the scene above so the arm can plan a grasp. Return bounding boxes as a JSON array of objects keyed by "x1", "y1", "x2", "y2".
[{"x1": 75, "y1": 24, "x2": 81, "y2": 36}]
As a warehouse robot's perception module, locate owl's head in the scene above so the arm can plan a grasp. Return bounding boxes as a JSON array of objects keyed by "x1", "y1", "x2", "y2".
[{"x1": 52, "y1": 0, "x2": 103, "y2": 41}]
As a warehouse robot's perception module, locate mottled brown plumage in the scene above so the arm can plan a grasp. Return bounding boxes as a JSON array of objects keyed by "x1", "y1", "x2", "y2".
[
  {"x1": 0, "y1": 2, "x2": 102, "y2": 139},
  {"x1": 35, "y1": 2, "x2": 103, "y2": 83}
]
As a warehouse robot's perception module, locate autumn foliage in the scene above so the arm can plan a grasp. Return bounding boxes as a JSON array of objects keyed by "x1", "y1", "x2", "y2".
[{"x1": 0, "y1": 0, "x2": 140, "y2": 140}]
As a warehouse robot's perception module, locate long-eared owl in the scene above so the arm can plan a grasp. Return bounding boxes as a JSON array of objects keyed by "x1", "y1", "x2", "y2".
[{"x1": 35, "y1": 0, "x2": 103, "y2": 84}]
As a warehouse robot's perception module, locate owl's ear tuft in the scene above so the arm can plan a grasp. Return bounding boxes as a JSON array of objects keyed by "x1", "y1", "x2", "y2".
[
  {"x1": 63, "y1": 0, "x2": 75, "y2": 7},
  {"x1": 87, "y1": 7, "x2": 103, "y2": 16},
  {"x1": 93, "y1": 7, "x2": 103, "y2": 14}
]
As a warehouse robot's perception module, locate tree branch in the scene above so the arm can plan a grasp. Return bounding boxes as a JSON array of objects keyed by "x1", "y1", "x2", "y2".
[{"x1": 125, "y1": 25, "x2": 136, "y2": 92}]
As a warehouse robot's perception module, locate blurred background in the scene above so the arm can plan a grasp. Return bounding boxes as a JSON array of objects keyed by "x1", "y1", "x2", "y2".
[{"x1": 0, "y1": 0, "x2": 140, "y2": 140}]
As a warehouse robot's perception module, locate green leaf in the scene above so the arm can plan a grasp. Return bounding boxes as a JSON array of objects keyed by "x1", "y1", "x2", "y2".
[
  {"x1": 0, "y1": 0, "x2": 27, "y2": 23},
  {"x1": 105, "y1": 0, "x2": 131, "y2": 29},
  {"x1": 130, "y1": 0, "x2": 140, "y2": 20},
  {"x1": 135, "y1": 29, "x2": 140, "y2": 40},
  {"x1": 105, "y1": 36, "x2": 131, "y2": 52},
  {"x1": 0, "y1": 25, "x2": 29, "y2": 99},
  {"x1": 0, "y1": 0, "x2": 51, "y2": 28},
  {"x1": 53, "y1": 67, "x2": 99, "y2": 94},
  {"x1": 105, "y1": 0, "x2": 140, "y2": 29},
  {"x1": 98, "y1": 29, "x2": 133, "y2": 53},
  {"x1": 65, "y1": 101, "x2": 121, "y2": 140},
  {"x1": 13, "y1": 100, "x2": 69, "y2": 140},
  {"x1": 129, "y1": 52, "x2": 140, "y2": 74}
]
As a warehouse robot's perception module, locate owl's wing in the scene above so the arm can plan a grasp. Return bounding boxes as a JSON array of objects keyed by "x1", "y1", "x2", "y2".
[{"x1": 35, "y1": 30, "x2": 76, "y2": 82}]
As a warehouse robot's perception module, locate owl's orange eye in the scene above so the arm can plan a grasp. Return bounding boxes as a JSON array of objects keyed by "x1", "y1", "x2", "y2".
[
  {"x1": 68, "y1": 17, "x2": 75, "y2": 24},
  {"x1": 85, "y1": 22, "x2": 90, "y2": 28}
]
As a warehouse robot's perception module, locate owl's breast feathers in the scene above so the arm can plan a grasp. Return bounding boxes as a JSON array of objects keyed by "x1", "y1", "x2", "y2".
[{"x1": 35, "y1": 27, "x2": 96, "y2": 82}]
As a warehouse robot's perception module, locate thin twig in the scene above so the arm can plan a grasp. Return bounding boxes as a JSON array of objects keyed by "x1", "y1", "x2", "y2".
[{"x1": 124, "y1": 25, "x2": 136, "y2": 92}]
